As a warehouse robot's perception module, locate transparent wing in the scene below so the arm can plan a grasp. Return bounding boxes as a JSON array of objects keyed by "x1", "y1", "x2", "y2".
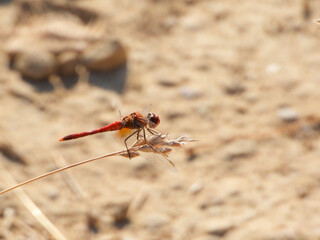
[
  {"x1": 131, "y1": 136, "x2": 178, "y2": 173},
  {"x1": 140, "y1": 105, "x2": 152, "y2": 116}
]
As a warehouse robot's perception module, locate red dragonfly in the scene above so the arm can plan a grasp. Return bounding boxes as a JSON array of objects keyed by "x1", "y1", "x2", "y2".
[{"x1": 60, "y1": 112, "x2": 161, "y2": 158}]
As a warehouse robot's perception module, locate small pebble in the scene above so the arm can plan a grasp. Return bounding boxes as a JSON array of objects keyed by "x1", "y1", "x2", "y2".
[
  {"x1": 46, "y1": 186, "x2": 59, "y2": 200},
  {"x1": 130, "y1": 157, "x2": 150, "y2": 171},
  {"x1": 203, "y1": 219, "x2": 234, "y2": 237},
  {"x1": 14, "y1": 50, "x2": 56, "y2": 80},
  {"x1": 195, "y1": 104, "x2": 211, "y2": 117},
  {"x1": 57, "y1": 51, "x2": 79, "y2": 75},
  {"x1": 180, "y1": 14, "x2": 206, "y2": 31},
  {"x1": 179, "y1": 87, "x2": 201, "y2": 99},
  {"x1": 95, "y1": 234, "x2": 119, "y2": 240},
  {"x1": 143, "y1": 213, "x2": 170, "y2": 230},
  {"x1": 106, "y1": 201, "x2": 130, "y2": 222},
  {"x1": 223, "y1": 80, "x2": 245, "y2": 95},
  {"x1": 188, "y1": 181, "x2": 203, "y2": 195},
  {"x1": 252, "y1": 227, "x2": 313, "y2": 240},
  {"x1": 193, "y1": 237, "x2": 220, "y2": 240},
  {"x1": 162, "y1": 16, "x2": 177, "y2": 29},
  {"x1": 277, "y1": 107, "x2": 298, "y2": 122},
  {"x1": 81, "y1": 39, "x2": 126, "y2": 71},
  {"x1": 158, "y1": 78, "x2": 179, "y2": 87},
  {"x1": 266, "y1": 63, "x2": 281, "y2": 74},
  {"x1": 3, "y1": 207, "x2": 15, "y2": 218},
  {"x1": 222, "y1": 140, "x2": 256, "y2": 160},
  {"x1": 122, "y1": 237, "x2": 137, "y2": 240}
]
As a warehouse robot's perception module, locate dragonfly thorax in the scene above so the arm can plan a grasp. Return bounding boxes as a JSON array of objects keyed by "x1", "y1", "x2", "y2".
[{"x1": 121, "y1": 112, "x2": 148, "y2": 129}]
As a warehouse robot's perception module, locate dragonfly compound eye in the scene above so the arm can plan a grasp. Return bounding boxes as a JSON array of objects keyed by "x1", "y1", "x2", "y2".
[{"x1": 147, "y1": 113, "x2": 160, "y2": 128}]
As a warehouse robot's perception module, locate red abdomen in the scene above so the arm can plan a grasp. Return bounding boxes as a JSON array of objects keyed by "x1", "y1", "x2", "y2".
[{"x1": 59, "y1": 121, "x2": 122, "y2": 141}]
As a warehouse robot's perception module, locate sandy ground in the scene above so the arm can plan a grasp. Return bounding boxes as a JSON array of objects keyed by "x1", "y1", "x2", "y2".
[{"x1": 1, "y1": 0, "x2": 320, "y2": 239}]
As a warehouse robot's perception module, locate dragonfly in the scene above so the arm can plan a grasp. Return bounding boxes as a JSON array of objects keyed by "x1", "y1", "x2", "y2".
[
  {"x1": 60, "y1": 111, "x2": 159, "y2": 151},
  {"x1": 59, "y1": 111, "x2": 177, "y2": 171}
]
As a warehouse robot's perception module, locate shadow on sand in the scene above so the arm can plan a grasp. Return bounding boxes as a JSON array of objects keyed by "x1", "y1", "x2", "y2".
[{"x1": 22, "y1": 64, "x2": 127, "y2": 94}]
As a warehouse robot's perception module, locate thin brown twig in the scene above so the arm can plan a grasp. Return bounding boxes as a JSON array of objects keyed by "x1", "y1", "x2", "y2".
[
  {"x1": 0, "y1": 160, "x2": 68, "y2": 240},
  {"x1": 0, "y1": 149, "x2": 125, "y2": 195},
  {"x1": 53, "y1": 155, "x2": 87, "y2": 200},
  {"x1": 0, "y1": 134, "x2": 195, "y2": 195}
]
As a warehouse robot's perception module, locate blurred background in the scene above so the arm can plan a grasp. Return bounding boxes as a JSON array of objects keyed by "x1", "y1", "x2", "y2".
[{"x1": 1, "y1": 0, "x2": 320, "y2": 239}]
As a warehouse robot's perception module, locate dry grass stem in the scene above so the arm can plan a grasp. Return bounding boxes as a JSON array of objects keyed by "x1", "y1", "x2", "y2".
[
  {"x1": 0, "y1": 160, "x2": 68, "y2": 240},
  {"x1": 53, "y1": 155, "x2": 87, "y2": 200},
  {"x1": 0, "y1": 134, "x2": 195, "y2": 195}
]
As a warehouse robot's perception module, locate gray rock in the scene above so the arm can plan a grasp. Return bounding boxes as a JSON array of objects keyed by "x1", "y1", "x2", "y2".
[
  {"x1": 14, "y1": 50, "x2": 56, "y2": 80},
  {"x1": 203, "y1": 219, "x2": 234, "y2": 237},
  {"x1": 277, "y1": 107, "x2": 298, "y2": 122},
  {"x1": 143, "y1": 213, "x2": 170, "y2": 230},
  {"x1": 188, "y1": 181, "x2": 203, "y2": 195},
  {"x1": 266, "y1": 63, "x2": 281, "y2": 74},
  {"x1": 57, "y1": 51, "x2": 79, "y2": 76},
  {"x1": 247, "y1": 228, "x2": 313, "y2": 240},
  {"x1": 222, "y1": 140, "x2": 256, "y2": 160},
  {"x1": 106, "y1": 201, "x2": 130, "y2": 222},
  {"x1": 80, "y1": 39, "x2": 126, "y2": 71},
  {"x1": 222, "y1": 79, "x2": 245, "y2": 95},
  {"x1": 179, "y1": 86, "x2": 201, "y2": 99}
]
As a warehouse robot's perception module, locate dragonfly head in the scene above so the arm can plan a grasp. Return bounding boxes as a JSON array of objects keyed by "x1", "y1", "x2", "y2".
[{"x1": 147, "y1": 112, "x2": 160, "y2": 128}]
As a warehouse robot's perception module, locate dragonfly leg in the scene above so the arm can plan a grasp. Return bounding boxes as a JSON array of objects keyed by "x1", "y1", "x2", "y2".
[
  {"x1": 142, "y1": 127, "x2": 162, "y2": 155},
  {"x1": 147, "y1": 127, "x2": 159, "y2": 135},
  {"x1": 136, "y1": 128, "x2": 142, "y2": 140},
  {"x1": 142, "y1": 127, "x2": 147, "y2": 142},
  {"x1": 124, "y1": 129, "x2": 139, "y2": 159},
  {"x1": 136, "y1": 126, "x2": 166, "y2": 160}
]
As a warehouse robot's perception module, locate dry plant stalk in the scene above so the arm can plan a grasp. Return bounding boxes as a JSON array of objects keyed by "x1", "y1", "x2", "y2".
[
  {"x1": 52, "y1": 155, "x2": 87, "y2": 200},
  {"x1": 0, "y1": 134, "x2": 195, "y2": 195},
  {"x1": 0, "y1": 160, "x2": 68, "y2": 240}
]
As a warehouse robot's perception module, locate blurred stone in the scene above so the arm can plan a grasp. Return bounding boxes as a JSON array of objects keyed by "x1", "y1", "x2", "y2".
[
  {"x1": 193, "y1": 237, "x2": 220, "y2": 240},
  {"x1": 223, "y1": 79, "x2": 245, "y2": 95},
  {"x1": 87, "y1": 211, "x2": 101, "y2": 234},
  {"x1": 81, "y1": 39, "x2": 127, "y2": 71},
  {"x1": 0, "y1": 52, "x2": 9, "y2": 70},
  {"x1": 130, "y1": 157, "x2": 150, "y2": 171},
  {"x1": 95, "y1": 235, "x2": 120, "y2": 240},
  {"x1": 143, "y1": 213, "x2": 170, "y2": 230},
  {"x1": 222, "y1": 140, "x2": 256, "y2": 160},
  {"x1": 158, "y1": 78, "x2": 179, "y2": 87},
  {"x1": 3, "y1": 207, "x2": 15, "y2": 219},
  {"x1": 16, "y1": 0, "x2": 100, "y2": 23},
  {"x1": 179, "y1": 86, "x2": 201, "y2": 99},
  {"x1": 203, "y1": 219, "x2": 234, "y2": 237},
  {"x1": 247, "y1": 227, "x2": 314, "y2": 240},
  {"x1": 208, "y1": 2, "x2": 230, "y2": 21},
  {"x1": 162, "y1": 16, "x2": 177, "y2": 29},
  {"x1": 106, "y1": 200, "x2": 130, "y2": 223},
  {"x1": 180, "y1": 14, "x2": 206, "y2": 31},
  {"x1": 121, "y1": 237, "x2": 137, "y2": 240},
  {"x1": 87, "y1": 210, "x2": 113, "y2": 234},
  {"x1": 45, "y1": 186, "x2": 59, "y2": 200},
  {"x1": 266, "y1": 63, "x2": 281, "y2": 74},
  {"x1": 2, "y1": 207, "x2": 15, "y2": 230},
  {"x1": 196, "y1": 104, "x2": 211, "y2": 117},
  {"x1": 244, "y1": 91, "x2": 259, "y2": 103},
  {"x1": 277, "y1": 107, "x2": 298, "y2": 123},
  {"x1": 166, "y1": 110, "x2": 186, "y2": 120},
  {"x1": 13, "y1": 50, "x2": 56, "y2": 80},
  {"x1": 57, "y1": 51, "x2": 79, "y2": 75},
  {"x1": 188, "y1": 181, "x2": 203, "y2": 195}
]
